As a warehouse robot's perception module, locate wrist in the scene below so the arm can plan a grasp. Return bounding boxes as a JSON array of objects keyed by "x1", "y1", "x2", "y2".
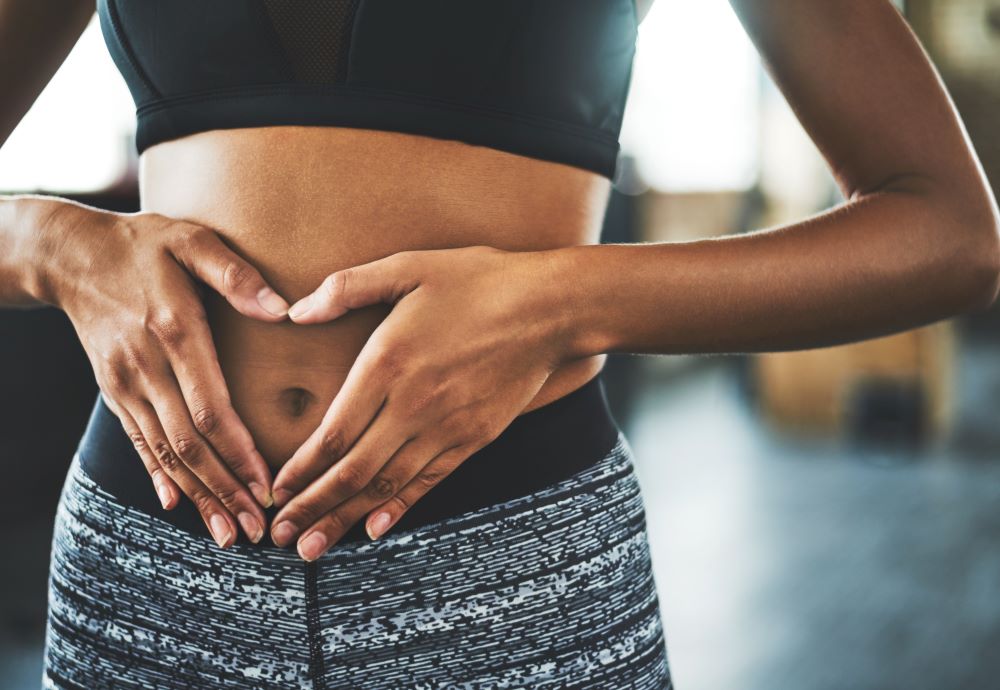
[
  {"x1": 0, "y1": 195, "x2": 62, "y2": 306},
  {"x1": 530, "y1": 244, "x2": 616, "y2": 364},
  {"x1": 22, "y1": 196, "x2": 112, "y2": 309}
]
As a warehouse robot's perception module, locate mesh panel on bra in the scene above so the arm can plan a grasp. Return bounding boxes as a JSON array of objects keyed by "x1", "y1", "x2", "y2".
[{"x1": 262, "y1": 0, "x2": 361, "y2": 84}]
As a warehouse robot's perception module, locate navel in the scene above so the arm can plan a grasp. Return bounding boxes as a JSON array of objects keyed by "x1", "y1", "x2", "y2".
[{"x1": 278, "y1": 386, "x2": 315, "y2": 418}]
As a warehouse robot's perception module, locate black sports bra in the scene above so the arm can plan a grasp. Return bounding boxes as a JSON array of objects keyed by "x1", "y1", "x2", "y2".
[{"x1": 96, "y1": 0, "x2": 638, "y2": 179}]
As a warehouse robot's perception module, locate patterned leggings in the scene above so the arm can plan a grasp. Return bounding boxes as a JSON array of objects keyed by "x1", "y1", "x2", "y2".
[{"x1": 43, "y1": 434, "x2": 672, "y2": 689}]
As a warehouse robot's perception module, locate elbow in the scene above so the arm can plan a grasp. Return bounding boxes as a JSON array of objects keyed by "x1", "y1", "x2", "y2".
[{"x1": 954, "y1": 201, "x2": 1000, "y2": 314}]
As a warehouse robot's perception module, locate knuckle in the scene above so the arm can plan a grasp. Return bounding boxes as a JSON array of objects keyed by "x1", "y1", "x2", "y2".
[
  {"x1": 441, "y1": 411, "x2": 470, "y2": 439},
  {"x1": 145, "y1": 309, "x2": 186, "y2": 347},
  {"x1": 191, "y1": 405, "x2": 219, "y2": 436},
  {"x1": 320, "y1": 430, "x2": 349, "y2": 463},
  {"x1": 322, "y1": 270, "x2": 348, "y2": 301},
  {"x1": 468, "y1": 417, "x2": 496, "y2": 445},
  {"x1": 153, "y1": 440, "x2": 182, "y2": 472},
  {"x1": 374, "y1": 346, "x2": 406, "y2": 378},
  {"x1": 102, "y1": 362, "x2": 132, "y2": 393},
  {"x1": 223, "y1": 260, "x2": 253, "y2": 293},
  {"x1": 169, "y1": 222, "x2": 209, "y2": 252},
  {"x1": 128, "y1": 431, "x2": 149, "y2": 453},
  {"x1": 334, "y1": 463, "x2": 368, "y2": 493},
  {"x1": 172, "y1": 434, "x2": 205, "y2": 466},
  {"x1": 119, "y1": 343, "x2": 151, "y2": 375},
  {"x1": 366, "y1": 474, "x2": 397, "y2": 500},
  {"x1": 406, "y1": 388, "x2": 438, "y2": 416},
  {"x1": 414, "y1": 464, "x2": 448, "y2": 490},
  {"x1": 213, "y1": 486, "x2": 240, "y2": 508},
  {"x1": 191, "y1": 490, "x2": 217, "y2": 518}
]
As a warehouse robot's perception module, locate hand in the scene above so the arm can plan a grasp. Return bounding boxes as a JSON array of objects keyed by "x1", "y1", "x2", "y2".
[
  {"x1": 267, "y1": 244, "x2": 581, "y2": 559},
  {"x1": 43, "y1": 201, "x2": 290, "y2": 547}
]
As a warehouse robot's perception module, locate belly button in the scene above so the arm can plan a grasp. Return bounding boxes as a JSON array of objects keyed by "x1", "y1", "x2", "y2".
[{"x1": 278, "y1": 387, "x2": 315, "y2": 418}]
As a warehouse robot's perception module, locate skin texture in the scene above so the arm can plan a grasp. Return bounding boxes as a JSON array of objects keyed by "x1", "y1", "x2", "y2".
[
  {"x1": 136, "y1": 127, "x2": 612, "y2": 545},
  {"x1": 1, "y1": 0, "x2": 999, "y2": 560}
]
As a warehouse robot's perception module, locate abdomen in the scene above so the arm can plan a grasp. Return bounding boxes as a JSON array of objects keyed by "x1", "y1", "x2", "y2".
[{"x1": 139, "y1": 125, "x2": 610, "y2": 468}]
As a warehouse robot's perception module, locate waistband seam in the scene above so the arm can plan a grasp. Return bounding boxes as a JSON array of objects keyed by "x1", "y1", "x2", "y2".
[{"x1": 305, "y1": 561, "x2": 327, "y2": 689}]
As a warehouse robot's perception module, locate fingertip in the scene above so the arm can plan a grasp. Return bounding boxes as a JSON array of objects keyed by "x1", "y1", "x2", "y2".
[
  {"x1": 257, "y1": 287, "x2": 290, "y2": 318},
  {"x1": 155, "y1": 481, "x2": 176, "y2": 510},
  {"x1": 367, "y1": 510, "x2": 393, "y2": 541},
  {"x1": 272, "y1": 487, "x2": 294, "y2": 508},
  {"x1": 286, "y1": 296, "x2": 313, "y2": 322},
  {"x1": 249, "y1": 481, "x2": 273, "y2": 508}
]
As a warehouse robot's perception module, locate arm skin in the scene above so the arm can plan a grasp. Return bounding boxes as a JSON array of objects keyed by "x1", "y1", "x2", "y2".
[
  {"x1": 0, "y1": 0, "x2": 93, "y2": 306},
  {"x1": 554, "y1": 0, "x2": 1000, "y2": 360},
  {"x1": 263, "y1": 0, "x2": 1000, "y2": 561}
]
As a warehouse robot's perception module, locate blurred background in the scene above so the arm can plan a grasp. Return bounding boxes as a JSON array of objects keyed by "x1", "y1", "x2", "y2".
[{"x1": 2, "y1": 1, "x2": 1000, "y2": 688}]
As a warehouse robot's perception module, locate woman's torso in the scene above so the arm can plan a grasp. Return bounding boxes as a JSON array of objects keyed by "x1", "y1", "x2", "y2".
[{"x1": 139, "y1": 126, "x2": 611, "y2": 469}]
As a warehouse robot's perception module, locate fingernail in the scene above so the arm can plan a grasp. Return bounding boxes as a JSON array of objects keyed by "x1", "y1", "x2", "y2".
[
  {"x1": 156, "y1": 482, "x2": 172, "y2": 509},
  {"x1": 249, "y1": 482, "x2": 273, "y2": 508},
  {"x1": 287, "y1": 297, "x2": 312, "y2": 320},
  {"x1": 238, "y1": 512, "x2": 264, "y2": 543},
  {"x1": 272, "y1": 488, "x2": 294, "y2": 507},
  {"x1": 271, "y1": 520, "x2": 297, "y2": 547},
  {"x1": 368, "y1": 511, "x2": 392, "y2": 540},
  {"x1": 209, "y1": 513, "x2": 234, "y2": 548},
  {"x1": 257, "y1": 287, "x2": 289, "y2": 317},
  {"x1": 298, "y1": 531, "x2": 328, "y2": 561}
]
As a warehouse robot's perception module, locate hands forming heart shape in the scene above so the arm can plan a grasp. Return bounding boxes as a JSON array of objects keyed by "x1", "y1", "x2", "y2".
[
  {"x1": 50, "y1": 202, "x2": 584, "y2": 560},
  {"x1": 265, "y1": 244, "x2": 581, "y2": 560},
  {"x1": 54, "y1": 204, "x2": 584, "y2": 562}
]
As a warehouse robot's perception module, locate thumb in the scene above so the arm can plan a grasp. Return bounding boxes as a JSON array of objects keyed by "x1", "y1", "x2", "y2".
[
  {"x1": 288, "y1": 252, "x2": 421, "y2": 324},
  {"x1": 171, "y1": 226, "x2": 290, "y2": 321}
]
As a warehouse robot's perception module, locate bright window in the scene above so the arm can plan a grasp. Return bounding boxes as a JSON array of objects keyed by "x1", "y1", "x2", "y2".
[
  {"x1": 0, "y1": 15, "x2": 135, "y2": 192},
  {"x1": 619, "y1": 0, "x2": 761, "y2": 193}
]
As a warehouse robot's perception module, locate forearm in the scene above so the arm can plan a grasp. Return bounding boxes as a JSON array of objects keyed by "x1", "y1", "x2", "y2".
[
  {"x1": 552, "y1": 184, "x2": 1000, "y2": 358},
  {"x1": 0, "y1": 193, "x2": 75, "y2": 308}
]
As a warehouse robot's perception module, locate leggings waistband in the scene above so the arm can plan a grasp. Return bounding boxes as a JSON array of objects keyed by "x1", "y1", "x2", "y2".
[{"x1": 77, "y1": 372, "x2": 621, "y2": 547}]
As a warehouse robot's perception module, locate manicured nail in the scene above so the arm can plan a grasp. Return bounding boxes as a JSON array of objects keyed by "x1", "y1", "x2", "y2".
[
  {"x1": 298, "y1": 531, "x2": 328, "y2": 561},
  {"x1": 367, "y1": 511, "x2": 392, "y2": 540},
  {"x1": 272, "y1": 488, "x2": 294, "y2": 507},
  {"x1": 249, "y1": 481, "x2": 273, "y2": 508},
  {"x1": 287, "y1": 297, "x2": 312, "y2": 320},
  {"x1": 257, "y1": 287, "x2": 289, "y2": 317},
  {"x1": 237, "y1": 512, "x2": 264, "y2": 543},
  {"x1": 209, "y1": 513, "x2": 234, "y2": 548},
  {"x1": 155, "y1": 482, "x2": 172, "y2": 509},
  {"x1": 271, "y1": 520, "x2": 297, "y2": 547}
]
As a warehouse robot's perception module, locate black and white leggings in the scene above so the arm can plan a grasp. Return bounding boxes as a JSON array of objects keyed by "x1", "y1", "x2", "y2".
[{"x1": 44, "y1": 421, "x2": 671, "y2": 688}]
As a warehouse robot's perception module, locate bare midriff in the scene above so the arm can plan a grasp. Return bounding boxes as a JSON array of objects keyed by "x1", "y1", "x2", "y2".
[{"x1": 139, "y1": 126, "x2": 610, "y2": 470}]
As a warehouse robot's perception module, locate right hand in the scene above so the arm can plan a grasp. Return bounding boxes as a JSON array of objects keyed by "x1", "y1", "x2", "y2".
[{"x1": 41, "y1": 200, "x2": 289, "y2": 548}]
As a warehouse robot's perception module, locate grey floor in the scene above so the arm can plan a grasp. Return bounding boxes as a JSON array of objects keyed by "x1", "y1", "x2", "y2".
[
  {"x1": 3, "y1": 344, "x2": 1000, "y2": 689},
  {"x1": 627, "y1": 346, "x2": 1000, "y2": 690}
]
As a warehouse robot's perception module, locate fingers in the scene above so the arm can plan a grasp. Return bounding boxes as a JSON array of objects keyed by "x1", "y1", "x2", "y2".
[
  {"x1": 162, "y1": 311, "x2": 274, "y2": 508},
  {"x1": 126, "y1": 397, "x2": 246, "y2": 548},
  {"x1": 284, "y1": 437, "x2": 464, "y2": 561},
  {"x1": 169, "y1": 225, "x2": 290, "y2": 321},
  {"x1": 364, "y1": 444, "x2": 470, "y2": 540},
  {"x1": 287, "y1": 252, "x2": 420, "y2": 324},
  {"x1": 270, "y1": 347, "x2": 389, "y2": 506},
  {"x1": 143, "y1": 379, "x2": 267, "y2": 546},
  {"x1": 113, "y1": 403, "x2": 179, "y2": 510},
  {"x1": 269, "y1": 409, "x2": 411, "y2": 548}
]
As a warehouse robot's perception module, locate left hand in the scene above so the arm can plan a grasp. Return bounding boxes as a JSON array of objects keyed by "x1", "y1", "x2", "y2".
[{"x1": 267, "y1": 244, "x2": 579, "y2": 559}]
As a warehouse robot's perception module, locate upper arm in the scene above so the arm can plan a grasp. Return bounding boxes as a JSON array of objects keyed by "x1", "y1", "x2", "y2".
[
  {"x1": 0, "y1": 0, "x2": 95, "y2": 150},
  {"x1": 728, "y1": 0, "x2": 993, "y2": 207}
]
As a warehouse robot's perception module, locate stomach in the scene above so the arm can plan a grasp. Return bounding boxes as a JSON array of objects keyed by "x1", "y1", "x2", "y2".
[{"x1": 139, "y1": 126, "x2": 610, "y2": 469}]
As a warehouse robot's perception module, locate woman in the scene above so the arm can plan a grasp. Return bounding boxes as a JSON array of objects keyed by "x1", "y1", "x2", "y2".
[{"x1": 2, "y1": 0, "x2": 997, "y2": 687}]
